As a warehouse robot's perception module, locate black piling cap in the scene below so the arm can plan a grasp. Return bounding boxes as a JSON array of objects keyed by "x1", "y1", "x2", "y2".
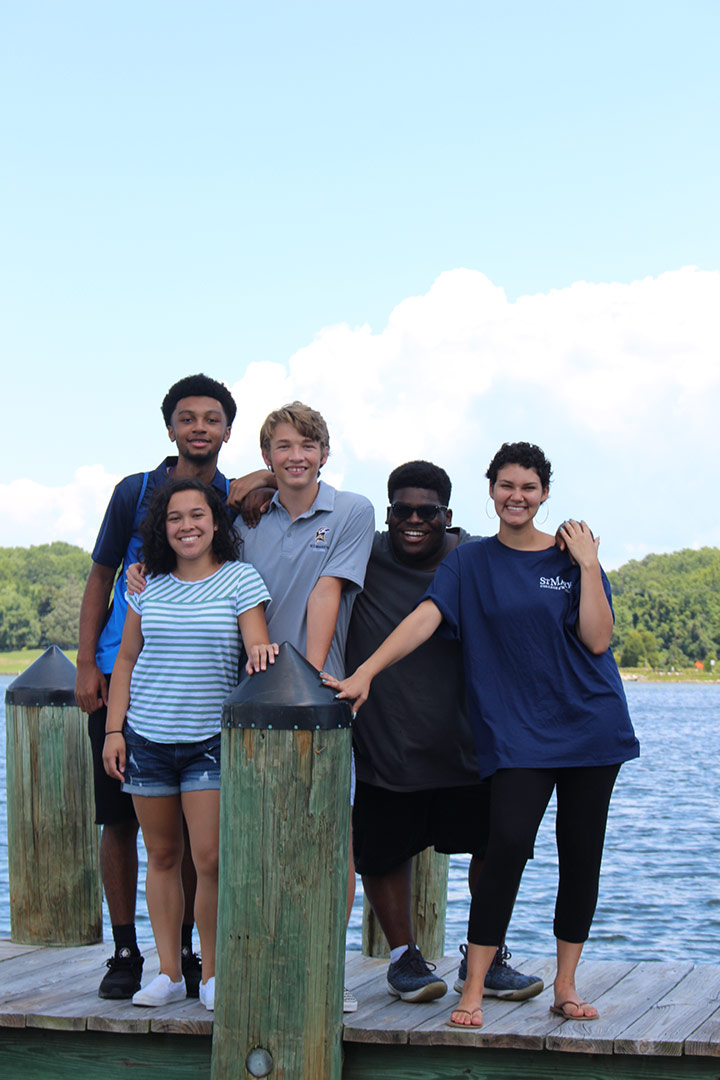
[
  {"x1": 5, "y1": 645, "x2": 78, "y2": 707},
  {"x1": 222, "y1": 642, "x2": 352, "y2": 731}
]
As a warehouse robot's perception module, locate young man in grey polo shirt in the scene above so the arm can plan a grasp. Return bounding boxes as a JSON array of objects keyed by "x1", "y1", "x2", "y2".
[
  {"x1": 234, "y1": 402, "x2": 374, "y2": 680},
  {"x1": 233, "y1": 401, "x2": 375, "y2": 1012}
]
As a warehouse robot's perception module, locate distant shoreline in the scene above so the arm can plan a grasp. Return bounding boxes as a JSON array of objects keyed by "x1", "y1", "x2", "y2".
[{"x1": 0, "y1": 649, "x2": 718, "y2": 685}]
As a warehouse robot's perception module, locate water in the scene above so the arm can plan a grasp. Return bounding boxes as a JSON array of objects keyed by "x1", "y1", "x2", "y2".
[{"x1": 1, "y1": 679, "x2": 718, "y2": 963}]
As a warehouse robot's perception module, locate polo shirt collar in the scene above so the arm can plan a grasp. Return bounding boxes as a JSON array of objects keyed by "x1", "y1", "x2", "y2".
[{"x1": 268, "y1": 479, "x2": 335, "y2": 519}]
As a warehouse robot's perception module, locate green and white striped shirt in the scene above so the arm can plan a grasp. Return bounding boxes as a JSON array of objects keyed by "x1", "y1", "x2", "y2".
[{"x1": 126, "y1": 560, "x2": 270, "y2": 742}]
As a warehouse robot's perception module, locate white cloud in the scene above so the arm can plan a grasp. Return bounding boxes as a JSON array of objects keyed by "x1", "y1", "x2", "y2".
[
  {"x1": 0, "y1": 466, "x2": 119, "y2": 552},
  {"x1": 3, "y1": 266, "x2": 719, "y2": 570}
]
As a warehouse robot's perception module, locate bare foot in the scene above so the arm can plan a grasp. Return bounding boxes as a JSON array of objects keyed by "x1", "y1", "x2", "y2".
[
  {"x1": 551, "y1": 998, "x2": 598, "y2": 1020},
  {"x1": 449, "y1": 1005, "x2": 483, "y2": 1028}
]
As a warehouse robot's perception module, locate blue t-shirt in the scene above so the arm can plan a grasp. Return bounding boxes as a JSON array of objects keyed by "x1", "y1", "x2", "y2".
[
  {"x1": 423, "y1": 537, "x2": 639, "y2": 779},
  {"x1": 92, "y1": 457, "x2": 230, "y2": 674}
]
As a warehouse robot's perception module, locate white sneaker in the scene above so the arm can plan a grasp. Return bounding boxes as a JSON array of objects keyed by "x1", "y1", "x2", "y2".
[
  {"x1": 199, "y1": 976, "x2": 215, "y2": 1011},
  {"x1": 132, "y1": 973, "x2": 187, "y2": 1007},
  {"x1": 343, "y1": 987, "x2": 358, "y2": 1013}
]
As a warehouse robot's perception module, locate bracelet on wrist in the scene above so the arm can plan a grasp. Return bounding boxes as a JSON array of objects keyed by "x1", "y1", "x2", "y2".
[{"x1": 104, "y1": 730, "x2": 124, "y2": 736}]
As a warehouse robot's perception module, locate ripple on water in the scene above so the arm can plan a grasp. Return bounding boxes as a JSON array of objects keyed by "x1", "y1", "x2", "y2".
[{"x1": 1, "y1": 680, "x2": 718, "y2": 962}]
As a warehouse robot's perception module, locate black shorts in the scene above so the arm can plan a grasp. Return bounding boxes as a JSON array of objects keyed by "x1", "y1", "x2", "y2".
[
  {"x1": 88, "y1": 702, "x2": 138, "y2": 827},
  {"x1": 352, "y1": 779, "x2": 491, "y2": 877}
]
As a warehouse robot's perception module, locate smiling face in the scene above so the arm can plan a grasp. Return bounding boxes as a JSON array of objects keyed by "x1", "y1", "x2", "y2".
[
  {"x1": 168, "y1": 395, "x2": 231, "y2": 465},
  {"x1": 490, "y1": 463, "x2": 548, "y2": 528},
  {"x1": 165, "y1": 489, "x2": 218, "y2": 565},
  {"x1": 261, "y1": 421, "x2": 328, "y2": 496},
  {"x1": 387, "y1": 486, "x2": 452, "y2": 568}
]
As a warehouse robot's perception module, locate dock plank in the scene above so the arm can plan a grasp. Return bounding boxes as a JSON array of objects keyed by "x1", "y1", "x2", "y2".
[
  {"x1": 683, "y1": 1004, "x2": 720, "y2": 1058},
  {"x1": 342, "y1": 955, "x2": 459, "y2": 1044},
  {"x1": 615, "y1": 964, "x2": 720, "y2": 1057},
  {"x1": 3, "y1": 938, "x2": 720, "y2": 1070},
  {"x1": 547, "y1": 960, "x2": 693, "y2": 1055}
]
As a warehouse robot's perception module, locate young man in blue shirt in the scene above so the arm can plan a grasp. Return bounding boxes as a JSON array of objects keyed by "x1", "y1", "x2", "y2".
[{"x1": 75, "y1": 373, "x2": 239, "y2": 999}]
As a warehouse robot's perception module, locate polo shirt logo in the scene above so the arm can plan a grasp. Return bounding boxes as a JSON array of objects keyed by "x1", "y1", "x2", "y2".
[
  {"x1": 539, "y1": 575, "x2": 571, "y2": 592},
  {"x1": 310, "y1": 526, "x2": 331, "y2": 549}
]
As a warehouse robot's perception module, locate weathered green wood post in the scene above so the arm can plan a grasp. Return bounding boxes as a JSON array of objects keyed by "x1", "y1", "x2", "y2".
[
  {"x1": 5, "y1": 646, "x2": 102, "y2": 945},
  {"x1": 361, "y1": 848, "x2": 450, "y2": 960},
  {"x1": 212, "y1": 644, "x2": 351, "y2": 1080}
]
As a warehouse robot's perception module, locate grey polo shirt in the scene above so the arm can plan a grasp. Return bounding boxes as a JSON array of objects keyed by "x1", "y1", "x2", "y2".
[{"x1": 235, "y1": 481, "x2": 375, "y2": 679}]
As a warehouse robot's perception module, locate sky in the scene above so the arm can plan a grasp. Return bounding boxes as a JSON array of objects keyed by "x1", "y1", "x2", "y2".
[{"x1": 1, "y1": 0, "x2": 718, "y2": 570}]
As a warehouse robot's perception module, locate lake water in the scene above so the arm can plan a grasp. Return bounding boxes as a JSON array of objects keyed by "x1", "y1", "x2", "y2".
[{"x1": 1, "y1": 679, "x2": 718, "y2": 963}]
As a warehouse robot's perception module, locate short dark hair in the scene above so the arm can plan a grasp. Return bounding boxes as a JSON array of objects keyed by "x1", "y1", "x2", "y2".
[
  {"x1": 485, "y1": 442, "x2": 553, "y2": 489},
  {"x1": 139, "y1": 478, "x2": 239, "y2": 575},
  {"x1": 387, "y1": 461, "x2": 452, "y2": 505},
  {"x1": 161, "y1": 374, "x2": 237, "y2": 427}
]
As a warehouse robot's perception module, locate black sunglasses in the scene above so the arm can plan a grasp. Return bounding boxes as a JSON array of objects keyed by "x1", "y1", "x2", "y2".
[{"x1": 388, "y1": 502, "x2": 448, "y2": 522}]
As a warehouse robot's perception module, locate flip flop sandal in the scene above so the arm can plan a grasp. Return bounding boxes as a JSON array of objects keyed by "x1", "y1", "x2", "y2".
[
  {"x1": 446, "y1": 1007, "x2": 483, "y2": 1029},
  {"x1": 550, "y1": 1000, "x2": 598, "y2": 1020}
]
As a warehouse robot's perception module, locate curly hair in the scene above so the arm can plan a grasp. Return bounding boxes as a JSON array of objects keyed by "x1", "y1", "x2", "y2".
[
  {"x1": 161, "y1": 374, "x2": 237, "y2": 427},
  {"x1": 485, "y1": 442, "x2": 553, "y2": 489},
  {"x1": 139, "y1": 479, "x2": 239, "y2": 576},
  {"x1": 259, "y1": 401, "x2": 329, "y2": 452},
  {"x1": 387, "y1": 460, "x2": 452, "y2": 505}
]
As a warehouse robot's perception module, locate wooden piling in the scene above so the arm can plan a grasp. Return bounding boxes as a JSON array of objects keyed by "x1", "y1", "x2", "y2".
[
  {"x1": 5, "y1": 646, "x2": 102, "y2": 946},
  {"x1": 211, "y1": 644, "x2": 351, "y2": 1080},
  {"x1": 361, "y1": 848, "x2": 450, "y2": 959}
]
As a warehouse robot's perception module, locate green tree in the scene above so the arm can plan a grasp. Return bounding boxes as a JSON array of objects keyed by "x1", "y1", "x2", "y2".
[
  {"x1": 0, "y1": 584, "x2": 41, "y2": 649},
  {"x1": 620, "y1": 630, "x2": 645, "y2": 668},
  {"x1": 41, "y1": 577, "x2": 85, "y2": 649}
]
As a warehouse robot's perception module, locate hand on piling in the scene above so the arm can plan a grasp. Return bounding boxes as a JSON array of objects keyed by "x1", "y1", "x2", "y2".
[
  {"x1": 319, "y1": 670, "x2": 371, "y2": 716},
  {"x1": 245, "y1": 642, "x2": 280, "y2": 675},
  {"x1": 102, "y1": 733, "x2": 126, "y2": 781}
]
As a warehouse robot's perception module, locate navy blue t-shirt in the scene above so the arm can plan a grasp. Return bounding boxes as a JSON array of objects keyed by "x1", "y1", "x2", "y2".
[
  {"x1": 423, "y1": 536, "x2": 639, "y2": 779},
  {"x1": 92, "y1": 457, "x2": 230, "y2": 674}
]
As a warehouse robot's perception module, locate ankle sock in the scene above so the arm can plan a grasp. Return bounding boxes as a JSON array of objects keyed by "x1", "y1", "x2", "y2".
[
  {"x1": 390, "y1": 944, "x2": 410, "y2": 963},
  {"x1": 112, "y1": 924, "x2": 140, "y2": 955}
]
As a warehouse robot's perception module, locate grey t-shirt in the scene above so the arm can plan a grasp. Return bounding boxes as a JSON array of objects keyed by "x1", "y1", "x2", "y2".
[
  {"x1": 236, "y1": 481, "x2": 375, "y2": 679},
  {"x1": 346, "y1": 528, "x2": 482, "y2": 792}
]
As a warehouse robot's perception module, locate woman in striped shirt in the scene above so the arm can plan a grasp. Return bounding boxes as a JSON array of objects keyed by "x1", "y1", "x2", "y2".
[{"x1": 103, "y1": 478, "x2": 277, "y2": 1011}]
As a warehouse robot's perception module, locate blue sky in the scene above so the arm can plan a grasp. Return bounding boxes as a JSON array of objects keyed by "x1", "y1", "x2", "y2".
[{"x1": 2, "y1": 1, "x2": 719, "y2": 568}]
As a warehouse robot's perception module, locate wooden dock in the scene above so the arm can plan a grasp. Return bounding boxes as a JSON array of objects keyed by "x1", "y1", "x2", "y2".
[{"x1": 2, "y1": 939, "x2": 720, "y2": 1078}]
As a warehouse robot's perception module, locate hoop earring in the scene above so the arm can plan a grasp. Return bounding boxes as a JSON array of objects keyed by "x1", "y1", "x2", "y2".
[
  {"x1": 537, "y1": 502, "x2": 549, "y2": 526},
  {"x1": 485, "y1": 497, "x2": 497, "y2": 520}
]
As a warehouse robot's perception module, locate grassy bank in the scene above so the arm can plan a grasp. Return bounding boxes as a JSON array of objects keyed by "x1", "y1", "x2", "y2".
[{"x1": 0, "y1": 647, "x2": 78, "y2": 676}]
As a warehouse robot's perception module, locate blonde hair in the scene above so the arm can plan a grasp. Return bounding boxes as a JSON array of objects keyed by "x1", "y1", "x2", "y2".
[{"x1": 259, "y1": 401, "x2": 330, "y2": 452}]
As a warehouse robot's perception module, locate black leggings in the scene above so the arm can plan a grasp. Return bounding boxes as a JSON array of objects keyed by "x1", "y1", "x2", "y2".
[{"x1": 468, "y1": 763, "x2": 621, "y2": 946}]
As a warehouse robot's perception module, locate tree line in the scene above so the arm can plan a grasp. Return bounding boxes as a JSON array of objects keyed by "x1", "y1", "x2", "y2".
[
  {"x1": 608, "y1": 547, "x2": 720, "y2": 668},
  {"x1": 1, "y1": 542, "x2": 719, "y2": 669},
  {"x1": 0, "y1": 543, "x2": 92, "y2": 651}
]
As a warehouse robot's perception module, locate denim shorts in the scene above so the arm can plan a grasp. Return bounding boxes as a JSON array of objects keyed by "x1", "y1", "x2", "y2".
[{"x1": 122, "y1": 724, "x2": 221, "y2": 797}]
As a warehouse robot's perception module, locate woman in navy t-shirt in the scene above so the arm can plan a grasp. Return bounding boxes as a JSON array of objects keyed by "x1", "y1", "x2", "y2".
[{"x1": 322, "y1": 442, "x2": 638, "y2": 1029}]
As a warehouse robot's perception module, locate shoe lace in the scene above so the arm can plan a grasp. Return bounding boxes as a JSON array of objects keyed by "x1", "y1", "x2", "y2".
[
  {"x1": 493, "y1": 944, "x2": 511, "y2": 968},
  {"x1": 404, "y1": 948, "x2": 436, "y2": 975}
]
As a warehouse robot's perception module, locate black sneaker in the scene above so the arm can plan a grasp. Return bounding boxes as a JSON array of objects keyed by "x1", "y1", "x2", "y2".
[
  {"x1": 454, "y1": 943, "x2": 544, "y2": 1001},
  {"x1": 386, "y1": 944, "x2": 447, "y2": 1003},
  {"x1": 182, "y1": 945, "x2": 202, "y2": 999},
  {"x1": 98, "y1": 947, "x2": 144, "y2": 999}
]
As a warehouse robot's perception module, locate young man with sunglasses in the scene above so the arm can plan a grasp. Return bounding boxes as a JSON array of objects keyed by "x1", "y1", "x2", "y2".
[{"x1": 345, "y1": 460, "x2": 544, "y2": 1004}]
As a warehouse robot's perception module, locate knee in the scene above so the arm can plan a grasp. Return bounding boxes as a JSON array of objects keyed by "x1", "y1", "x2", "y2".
[
  {"x1": 147, "y1": 844, "x2": 183, "y2": 873},
  {"x1": 192, "y1": 846, "x2": 219, "y2": 879}
]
